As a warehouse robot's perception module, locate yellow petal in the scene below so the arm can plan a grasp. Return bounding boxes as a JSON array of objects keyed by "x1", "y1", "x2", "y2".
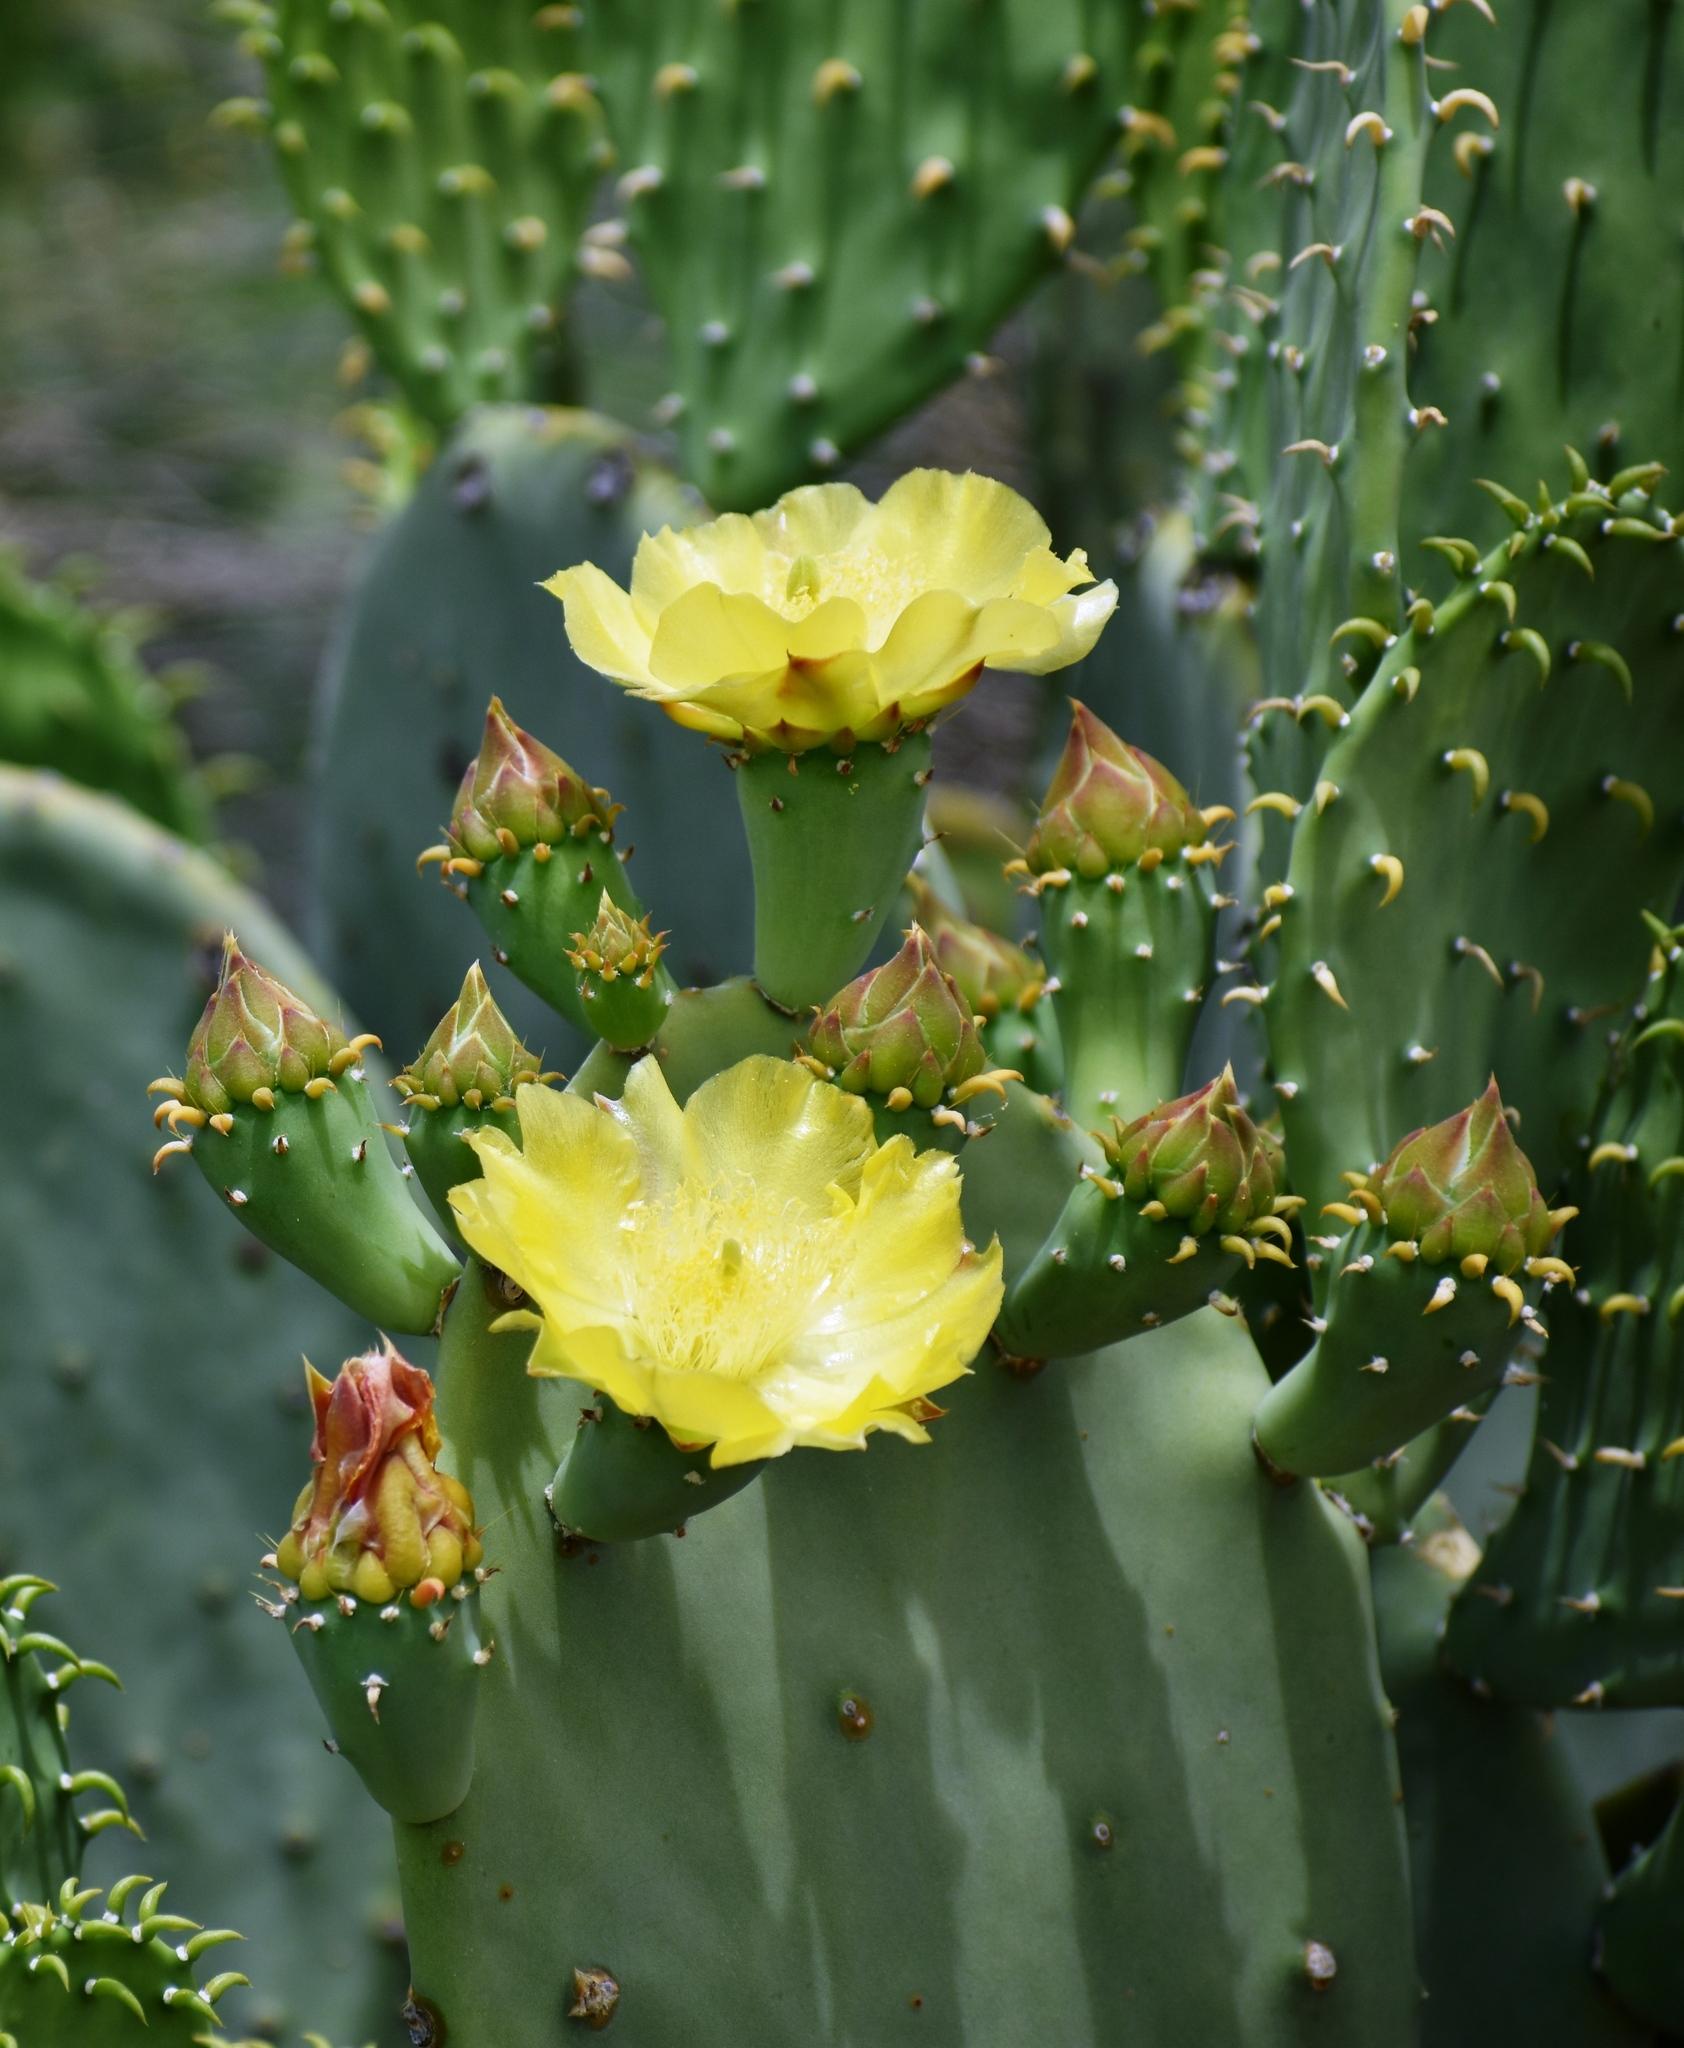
[
  {"x1": 1011, "y1": 544, "x2": 1092, "y2": 605},
  {"x1": 630, "y1": 512, "x2": 770, "y2": 609},
  {"x1": 873, "y1": 590, "x2": 1060, "y2": 716},
  {"x1": 753, "y1": 481, "x2": 873, "y2": 560},
  {"x1": 688, "y1": 651, "x2": 881, "y2": 748},
  {"x1": 867, "y1": 470, "x2": 1052, "y2": 600},
  {"x1": 647, "y1": 584, "x2": 790, "y2": 691},
  {"x1": 999, "y1": 580, "x2": 1119, "y2": 675},
  {"x1": 680, "y1": 1058, "x2": 873, "y2": 1212},
  {"x1": 452, "y1": 1086, "x2": 640, "y2": 1320},
  {"x1": 543, "y1": 563, "x2": 660, "y2": 688},
  {"x1": 785, "y1": 595, "x2": 869, "y2": 660},
  {"x1": 604, "y1": 1053, "x2": 684, "y2": 1194}
]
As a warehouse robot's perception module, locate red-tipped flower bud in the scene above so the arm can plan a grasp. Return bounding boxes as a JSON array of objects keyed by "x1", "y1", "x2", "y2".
[
  {"x1": 1026, "y1": 702, "x2": 1207, "y2": 879},
  {"x1": 448, "y1": 697, "x2": 619, "y2": 861},
  {"x1": 183, "y1": 934, "x2": 347, "y2": 1115},
  {"x1": 1374, "y1": 1079, "x2": 1554, "y2": 1273},
  {"x1": 274, "y1": 1342, "x2": 482, "y2": 1607},
  {"x1": 811, "y1": 927, "x2": 986, "y2": 1109},
  {"x1": 1102, "y1": 1067, "x2": 1281, "y2": 1234}
]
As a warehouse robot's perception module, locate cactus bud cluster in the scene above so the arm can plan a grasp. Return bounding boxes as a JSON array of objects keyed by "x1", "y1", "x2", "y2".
[
  {"x1": 1101, "y1": 1068, "x2": 1284, "y2": 1237},
  {"x1": 447, "y1": 697, "x2": 619, "y2": 860},
  {"x1": 183, "y1": 935, "x2": 349, "y2": 1114},
  {"x1": 394, "y1": 961, "x2": 547, "y2": 1114},
  {"x1": 904, "y1": 875, "x2": 1041, "y2": 1023},
  {"x1": 1025, "y1": 702, "x2": 1208, "y2": 879},
  {"x1": 568, "y1": 891, "x2": 672, "y2": 1049},
  {"x1": 1374, "y1": 1079, "x2": 1555, "y2": 1274},
  {"x1": 811, "y1": 927, "x2": 986, "y2": 1112}
]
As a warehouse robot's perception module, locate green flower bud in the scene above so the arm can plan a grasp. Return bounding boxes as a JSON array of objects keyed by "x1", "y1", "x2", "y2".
[
  {"x1": 1026, "y1": 701, "x2": 1207, "y2": 880},
  {"x1": 904, "y1": 875, "x2": 1041, "y2": 1022},
  {"x1": 182, "y1": 933, "x2": 349, "y2": 1115},
  {"x1": 394, "y1": 962, "x2": 545, "y2": 1113},
  {"x1": 1373, "y1": 1079, "x2": 1554, "y2": 1274},
  {"x1": 448, "y1": 697, "x2": 619, "y2": 862},
  {"x1": 568, "y1": 891, "x2": 672, "y2": 1051},
  {"x1": 1101, "y1": 1067, "x2": 1280, "y2": 1235},
  {"x1": 810, "y1": 926, "x2": 986, "y2": 1110}
]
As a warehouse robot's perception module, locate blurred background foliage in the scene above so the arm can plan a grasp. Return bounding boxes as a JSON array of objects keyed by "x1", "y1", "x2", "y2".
[{"x1": 0, "y1": 0, "x2": 1181, "y2": 923}]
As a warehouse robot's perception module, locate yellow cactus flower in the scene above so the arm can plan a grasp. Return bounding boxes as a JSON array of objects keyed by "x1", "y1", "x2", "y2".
[
  {"x1": 450, "y1": 1054, "x2": 1004, "y2": 1466},
  {"x1": 543, "y1": 469, "x2": 1117, "y2": 751}
]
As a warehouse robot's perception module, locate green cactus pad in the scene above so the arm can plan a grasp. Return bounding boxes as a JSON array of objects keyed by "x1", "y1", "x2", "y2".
[
  {"x1": 0, "y1": 767, "x2": 404, "y2": 2044},
  {"x1": 275, "y1": 1586, "x2": 488, "y2": 1827},
  {"x1": 1261, "y1": 475, "x2": 1684, "y2": 1213},
  {"x1": 1445, "y1": 933, "x2": 1684, "y2": 1709},
  {"x1": 228, "y1": 0, "x2": 610, "y2": 428},
  {"x1": 0, "y1": 1876, "x2": 249, "y2": 2045},
  {"x1": 0, "y1": 1579, "x2": 127, "y2": 1916},
  {"x1": 547, "y1": 1400, "x2": 766, "y2": 1546},
  {"x1": 580, "y1": 2, "x2": 1132, "y2": 509},
  {"x1": 737, "y1": 735, "x2": 931, "y2": 1012},
  {"x1": 1372, "y1": 1503, "x2": 1648, "y2": 2048}
]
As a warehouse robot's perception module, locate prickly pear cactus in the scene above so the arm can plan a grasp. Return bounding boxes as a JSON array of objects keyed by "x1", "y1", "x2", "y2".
[
  {"x1": 0, "y1": 767, "x2": 404, "y2": 2046},
  {"x1": 580, "y1": 2, "x2": 1133, "y2": 508},
  {"x1": 218, "y1": 0, "x2": 611, "y2": 428},
  {"x1": 311, "y1": 406, "x2": 743, "y2": 1061},
  {"x1": 0, "y1": 550, "x2": 210, "y2": 842}
]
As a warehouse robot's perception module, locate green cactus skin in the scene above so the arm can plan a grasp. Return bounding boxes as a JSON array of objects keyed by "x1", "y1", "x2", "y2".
[
  {"x1": 274, "y1": 1591, "x2": 488, "y2": 1828},
  {"x1": 378, "y1": 995, "x2": 1417, "y2": 2047},
  {"x1": 312, "y1": 407, "x2": 746, "y2": 1065},
  {"x1": 999, "y1": 1069, "x2": 1288, "y2": 1359},
  {"x1": 1371, "y1": 1504, "x2": 1648, "y2": 2048},
  {"x1": 736, "y1": 736, "x2": 932, "y2": 1013},
  {"x1": 1598, "y1": 1792, "x2": 1684, "y2": 2037},
  {"x1": 0, "y1": 767, "x2": 404, "y2": 2045},
  {"x1": 0, "y1": 550, "x2": 211, "y2": 843},
  {"x1": 547, "y1": 1401, "x2": 766, "y2": 1545},
  {"x1": 0, "y1": 1579, "x2": 128, "y2": 1916},
  {"x1": 1407, "y1": 0, "x2": 1684, "y2": 547},
  {"x1": 222, "y1": 0, "x2": 609, "y2": 429},
  {"x1": 1444, "y1": 934, "x2": 1684, "y2": 1710},
  {"x1": 0, "y1": 1875, "x2": 251, "y2": 2046},
  {"x1": 1252, "y1": 1224, "x2": 1539, "y2": 1480},
  {"x1": 176, "y1": 1067, "x2": 460, "y2": 1335},
  {"x1": 1259, "y1": 478, "x2": 1684, "y2": 1214},
  {"x1": 580, "y1": 2, "x2": 1131, "y2": 510}
]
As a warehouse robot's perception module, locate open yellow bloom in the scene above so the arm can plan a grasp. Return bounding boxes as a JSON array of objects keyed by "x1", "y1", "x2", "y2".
[
  {"x1": 450, "y1": 1055, "x2": 1004, "y2": 1466},
  {"x1": 543, "y1": 468, "x2": 1117, "y2": 750}
]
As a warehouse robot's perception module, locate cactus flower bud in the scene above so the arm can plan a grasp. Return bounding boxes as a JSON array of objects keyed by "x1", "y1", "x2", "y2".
[
  {"x1": 998, "y1": 1068, "x2": 1291, "y2": 1359},
  {"x1": 567, "y1": 890, "x2": 672, "y2": 1050},
  {"x1": 1026, "y1": 702, "x2": 1208, "y2": 880},
  {"x1": 811, "y1": 927, "x2": 987, "y2": 1111},
  {"x1": 152, "y1": 936, "x2": 460, "y2": 1332},
  {"x1": 447, "y1": 697, "x2": 618, "y2": 861},
  {"x1": 182, "y1": 935, "x2": 347, "y2": 1116},
  {"x1": 267, "y1": 1344, "x2": 490, "y2": 1826},
  {"x1": 1253, "y1": 1082, "x2": 1565, "y2": 1480},
  {"x1": 396, "y1": 962, "x2": 544, "y2": 1112},
  {"x1": 904, "y1": 875, "x2": 1041, "y2": 1024},
  {"x1": 419, "y1": 698, "x2": 649, "y2": 1034},
  {"x1": 275, "y1": 1342, "x2": 482, "y2": 1607},
  {"x1": 1103, "y1": 1068, "x2": 1282, "y2": 1237},
  {"x1": 394, "y1": 963, "x2": 557, "y2": 1223},
  {"x1": 1374, "y1": 1080, "x2": 1553, "y2": 1274}
]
